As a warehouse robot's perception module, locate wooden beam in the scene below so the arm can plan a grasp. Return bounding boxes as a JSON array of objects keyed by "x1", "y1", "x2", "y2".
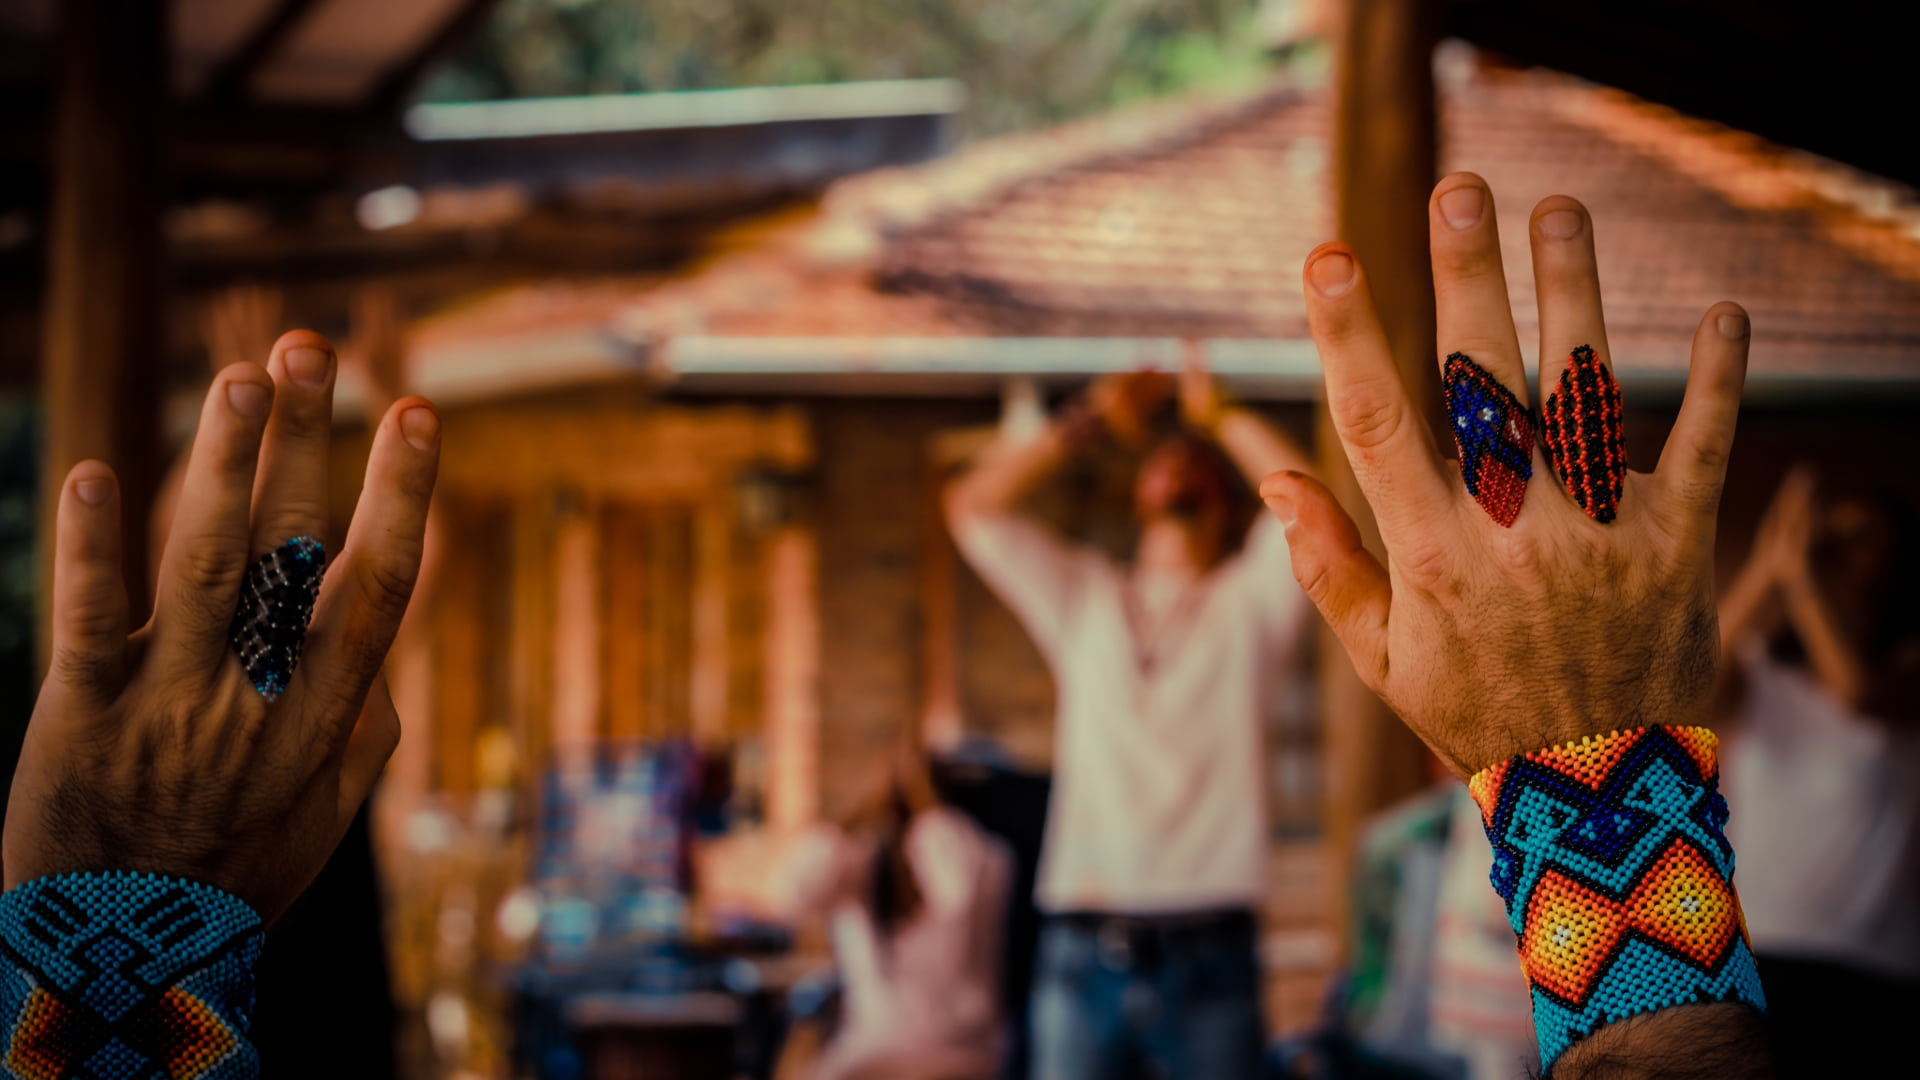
[
  {"x1": 199, "y1": 0, "x2": 328, "y2": 103},
  {"x1": 1321, "y1": 0, "x2": 1443, "y2": 953},
  {"x1": 39, "y1": 0, "x2": 168, "y2": 650},
  {"x1": 364, "y1": 0, "x2": 506, "y2": 113}
]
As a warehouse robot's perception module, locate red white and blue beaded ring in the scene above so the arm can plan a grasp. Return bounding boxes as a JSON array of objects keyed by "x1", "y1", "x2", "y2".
[{"x1": 1444, "y1": 352, "x2": 1534, "y2": 527}]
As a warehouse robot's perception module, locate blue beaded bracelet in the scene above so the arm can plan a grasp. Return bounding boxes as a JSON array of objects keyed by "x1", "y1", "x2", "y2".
[{"x1": 0, "y1": 872, "x2": 263, "y2": 1079}]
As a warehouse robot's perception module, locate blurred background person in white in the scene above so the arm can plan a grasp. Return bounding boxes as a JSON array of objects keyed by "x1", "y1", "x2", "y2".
[
  {"x1": 944, "y1": 347, "x2": 1313, "y2": 1080},
  {"x1": 1716, "y1": 464, "x2": 1920, "y2": 1077}
]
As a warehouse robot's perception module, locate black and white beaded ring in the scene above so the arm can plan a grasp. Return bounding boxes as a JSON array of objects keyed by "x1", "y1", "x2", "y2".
[{"x1": 228, "y1": 536, "x2": 327, "y2": 702}]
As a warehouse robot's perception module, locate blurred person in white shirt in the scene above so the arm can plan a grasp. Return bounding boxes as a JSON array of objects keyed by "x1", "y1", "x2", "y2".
[
  {"x1": 943, "y1": 346, "x2": 1313, "y2": 1080},
  {"x1": 1715, "y1": 465, "x2": 1920, "y2": 1077}
]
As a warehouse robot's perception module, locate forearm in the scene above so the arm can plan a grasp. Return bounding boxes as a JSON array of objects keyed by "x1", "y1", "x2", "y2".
[
  {"x1": 944, "y1": 417, "x2": 1080, "y2": 521},
  {"x1": 1779, "y1": 572, "x2": 1867, "y2": 709},
  {"x1": 1557, "y1": 1003, "x2": 1771, "y2": 1079},
  {"x1": 1470, "y1": 727, "x2": 1769, "y2": 1078},
  {"x1": 1715, "y1": 554, "x2": 1776, "y2": 661},
  {"x1": 1211, "y1": 406, "x2": 1313, "y2": 487},
  {"x1": 1, "y1": 873, "x2": 263, "y2": 1078}
]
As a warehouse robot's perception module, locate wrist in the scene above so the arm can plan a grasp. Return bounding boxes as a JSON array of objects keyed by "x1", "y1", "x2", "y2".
[{"x1": 1468, "y1": 726, "x2": 1766, "y2": 1072}]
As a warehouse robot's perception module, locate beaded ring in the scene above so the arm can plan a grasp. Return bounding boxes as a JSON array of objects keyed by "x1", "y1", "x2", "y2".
[
  {"x1": 0, "y1": 872, "x2": 263, "y2": 1078},
  {"x1": 1541, "y1": 345, "x2": 1627, "y2": 523},
  {"x1": 1444, "y1": 353, "x2": 1534, "y2": 527},
  {"x1": 228, "y1": 536, "x2": 327, "y2": 702},
  {"x1": 1468, "y1": 726, "x2": 1765, "y2": 1071}
]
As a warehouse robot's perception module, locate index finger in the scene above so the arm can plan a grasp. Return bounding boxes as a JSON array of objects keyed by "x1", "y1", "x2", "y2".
[{"x1": 1302, "y1": 242, "x2": 1454, "y2": 541}]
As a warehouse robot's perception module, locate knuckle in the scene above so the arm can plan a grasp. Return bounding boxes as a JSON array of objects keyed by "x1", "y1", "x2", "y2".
[
  {"x1": 1330, "y1": 382, "x2": 1407, "y2": 450},
  {"x1": 1293, "y1": 560, "x2": 1338, "y2": 609},
  {"x1": 50, "y1": 647, "x2": 118, "y2": 695},
  {"x1": 1395, "y1": 537, "x2": 1451, "y2": 591},
  {"x1": 258, "y1": 498, "x2": 329, "y2": 541},
  {"x1": 176, "y1": 545, "x2": 242, "y2": 596},
  {"x1": 358, "y1": 557, "x2": 418, "y2": 615},
  {"x1": 59, "y1": 593, "x2": 123, "y2": 643}
]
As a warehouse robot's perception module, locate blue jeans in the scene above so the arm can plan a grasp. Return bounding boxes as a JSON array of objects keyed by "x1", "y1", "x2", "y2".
[{"x1": 1030, "y1": 911, "x2": 1264, "y2": 1080}]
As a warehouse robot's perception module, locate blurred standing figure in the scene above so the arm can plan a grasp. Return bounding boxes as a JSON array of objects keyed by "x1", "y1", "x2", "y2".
[
  {"x1": 944, "y1": 346, "x2": 1313, "y2": 1080},
  {"x1": 781, "y1": 748, "x2": 1014, "y2": 1080},
  {"x1": 1716, "y1": 465, "x2": 1920, "y2": 1077}
]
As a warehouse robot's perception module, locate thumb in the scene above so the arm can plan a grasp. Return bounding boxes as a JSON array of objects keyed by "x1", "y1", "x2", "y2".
[{"x1": 1260, "y1": 469, "x2": 1391, "y2": 686}]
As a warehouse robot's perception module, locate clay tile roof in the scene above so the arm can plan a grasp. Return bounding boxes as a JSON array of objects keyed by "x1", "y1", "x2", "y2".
[
  {"x1": 801, "y1": 64, "x2": 1920, "y2": 380},
  {"x1": 416, "y1": 59, "x2": 1920, "y2": 390}
]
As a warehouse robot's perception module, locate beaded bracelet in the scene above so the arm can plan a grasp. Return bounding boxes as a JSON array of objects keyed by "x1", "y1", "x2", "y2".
[
  {"x1": 0, "y1": 872, "x2": 262, "y2": 1079},
  {"x1": 1467, "y1": 726, "x2": 1766, "y2": 1072}
]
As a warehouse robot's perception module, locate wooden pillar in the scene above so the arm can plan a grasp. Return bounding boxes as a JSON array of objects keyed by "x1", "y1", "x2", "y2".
[
  {"x1": 919, "y1": 456, "x2": 962, "y2": 751},
  {"x1": 689, "y1": 504, "x2": 733, "y2": 747},
  {"x1": 763, "y1": 525, "x2": 820, "y2": 831},
  {"x1": 551, "y1": 497, "x2": 603, "y2": 767},
  {"x1": 1321, "y1": 0, "x2": 1442, "y2": 949},
  {"x1": 39, "y1": 0, "x2": 169, "y2": 650},
  {"x1": 508, "y1": 499, "x2": 557, "y2": 781}
]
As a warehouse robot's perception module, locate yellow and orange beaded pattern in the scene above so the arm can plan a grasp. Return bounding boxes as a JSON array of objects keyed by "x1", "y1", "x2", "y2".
[
  {"x1": 0, "y1": 873, "x2": 262, "y2": 1079},
  {"x1": 1469, "y1": 726, "x2": 1765, "y2": 1071}
]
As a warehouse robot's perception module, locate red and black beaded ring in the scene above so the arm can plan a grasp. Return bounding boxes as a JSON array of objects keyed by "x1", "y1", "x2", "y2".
[
  {"x1": 1542, "y1": 344, "x2": 1627, "y2": 523},
  {"x1": 1444, "y1": 353, "x2": 1534, "y2": 527}
]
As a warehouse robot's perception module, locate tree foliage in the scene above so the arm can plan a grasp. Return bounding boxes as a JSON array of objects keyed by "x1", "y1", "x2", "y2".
[{"x1": 422, "y1": 0, "x2": 1275, "y2": 136}]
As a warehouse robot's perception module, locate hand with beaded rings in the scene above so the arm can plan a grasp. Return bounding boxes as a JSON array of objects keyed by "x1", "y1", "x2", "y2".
[
  {"x1": 1265, "y1": 175, "x2": 1766, "y2": 1073},
  {"x1": 5, "y1": 330, "x2": 439, "y2": 923},
  {"x1": 1262, "y1": 175, "x2": 1749, "y2": 779}
]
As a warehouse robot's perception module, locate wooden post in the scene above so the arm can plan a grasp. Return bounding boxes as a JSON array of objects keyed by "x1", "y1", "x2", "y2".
[
  {"x1": 689, "y1": 504, "x2": 733, "y2": 747},
  {"x1": 39, "y1": 0, "x2": 169, "y2": 651},
  {"x1": 763, "y1": 525, "x2": 820, "y2": 831},
  {"x1": 1321, "y1": 0, "x2": 1442, "y2": 950},
  {"x1": 551, "y1": 497, "x2": 603, "y2": 765}
]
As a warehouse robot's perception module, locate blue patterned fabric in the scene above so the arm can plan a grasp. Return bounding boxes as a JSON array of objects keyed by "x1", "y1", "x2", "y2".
[
  {"x1": 1468, "y1": 727, "x2": 1766, "y2": 1072},
  {"x1": 0, "y1": 874, "x2": 261, "y2": 1079}
]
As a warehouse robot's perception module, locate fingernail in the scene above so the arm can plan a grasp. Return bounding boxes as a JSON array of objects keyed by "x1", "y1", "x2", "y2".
[
  {"x1": 75, "y1": 476, "x2": 111, "y2": 505},
  {"x1": 1717, "y1": 312, "x2": 1750, "y2": 340},
  {"x1": 1264, "y1": 495, "x2": 1296, "y2": 528},
  {"x1": 400, "y1": 406, "x2": 439, "y2": 450},
  {"x1": 1308, "y1": 252, "x2": 1355, "y2": 297},
  {"x1": 1438, "y1": 186, "x2": 1485, "y2": 230},
  {"x1": 285, "y1": 346, "x2": 332, "y2": 387},
  {"x1": 227, "y1": 380, "x2": 271, "y2": 420},
  {"x1": 1538, "y1": 209, "x2": 1582, "y2": 239}
]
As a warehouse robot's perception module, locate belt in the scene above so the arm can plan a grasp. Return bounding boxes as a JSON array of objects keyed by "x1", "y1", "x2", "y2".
[{"x1": 1050, "y1": 908, "x2": 1255, "y2": 970}]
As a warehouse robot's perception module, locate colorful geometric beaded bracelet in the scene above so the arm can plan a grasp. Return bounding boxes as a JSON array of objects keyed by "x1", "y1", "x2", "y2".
[
  {"x1": 0, "y1": 872, "x2": 263, "y2": 1079},
  {"x1": 1466, "y1": 726, "x2": 1765, "y2": 1072}
]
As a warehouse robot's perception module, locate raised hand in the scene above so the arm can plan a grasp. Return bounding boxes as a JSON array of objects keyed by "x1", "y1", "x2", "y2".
[
  {"x1": 1177, "y1": 339, "x2": 1229, "y2": 433},
  {"x1": 6, "y1": 330, "x2": 439, "y2": 921},
  {"x1": 1260, "y1": 174, "x2": 1748, "y2": 778},
  {"x1": 1263, "y1": 174, "x2": 1769, "y2": 1075},
  {"x1": 1754, "y1": 464, "x2": 1816, "y2": 585},
  {"x1": 1088, "y1": 368, "x2": 1173, "y2": 449}
]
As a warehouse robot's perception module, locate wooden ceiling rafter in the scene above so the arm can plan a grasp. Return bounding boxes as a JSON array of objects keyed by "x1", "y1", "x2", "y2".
[{"x1": 198, "y1": 0, "x2": 331, "y2": 104}]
